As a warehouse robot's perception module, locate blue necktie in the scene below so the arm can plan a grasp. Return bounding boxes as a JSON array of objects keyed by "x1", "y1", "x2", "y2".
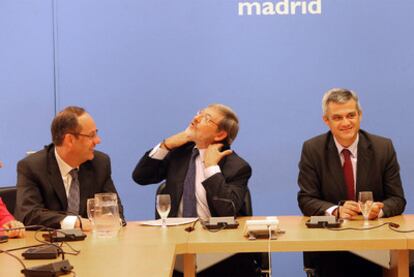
[
  {"x1": 182, "y1": 148, "x2": 199, "y2": 217},
  {"x1": 67, "y1": 169, "x2": 80, "y2": 215}
]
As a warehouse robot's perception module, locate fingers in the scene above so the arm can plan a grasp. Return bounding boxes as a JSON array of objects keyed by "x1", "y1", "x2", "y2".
[
  {"x1": 3, "y1": 220, "x2": 25, "y2": 238},
  {"x1": 204, "y1": 144, "x2": 232, "y2": 167},
  {"x1": 80, "y1": 218, "x2": 92, "y2": 232},
  {"x1": 340, "y1": 201, "x2": 360, "y2": 219},
  {"x1": 220, "y1": 149, "x2": 233, "y2": 158},
  {"x1": 368, "y1": 202, "x2": 384, "y2": 219}
]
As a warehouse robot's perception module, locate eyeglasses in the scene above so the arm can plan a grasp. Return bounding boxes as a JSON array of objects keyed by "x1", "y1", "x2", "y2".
[
  {"x1": 69, "y1": 130, "x2": 99, "y2": 139},
  {"x1": 329, "y1": 112, "x2": 358, "y2": 122},
  {"x1": 196, "y1": 110, "x2": 219, "y2": 126}
]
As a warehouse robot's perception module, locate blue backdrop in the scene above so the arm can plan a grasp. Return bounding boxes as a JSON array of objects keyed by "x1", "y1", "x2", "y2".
[{"x1": 1, "y1": 0, "x2": 413, "y2": 275}]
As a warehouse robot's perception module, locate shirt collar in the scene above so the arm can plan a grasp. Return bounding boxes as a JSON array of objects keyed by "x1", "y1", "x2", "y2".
[
  {"x1": 333, "y1": 133, "x2": 359, "y2": 158},
  {"x1": 54, "y1": 147, "x2": 77, "y2": 177}
]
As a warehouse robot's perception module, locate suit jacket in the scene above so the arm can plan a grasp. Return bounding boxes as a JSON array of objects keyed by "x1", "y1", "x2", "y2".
[
  {"x1": 14, "y1": 144, "x2": 125, "y2": 228},
  {"x1": 132, "y1": 142, "x2": 252, "y2": 217},
  {"x1": 0, "y1": 197, "x2": 14, "y2": 226},
  {"x1": 297, "y1": 130, "x2": 406, "y2": 217}
]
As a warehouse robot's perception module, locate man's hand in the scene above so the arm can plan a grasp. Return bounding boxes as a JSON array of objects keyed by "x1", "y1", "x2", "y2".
[
  {"x1": 368, "y1": 202, "x2": 384, "y2": 219},
  {"x1": 2, "y1": 220, "x2": 25, "y2": 238},
  {"x1": 204, "y1": 143, "x2": 233, "y2": 167},
  {"x1": 161, "y1": 130, "x2": 191, "y2": 150},
  {"x1": 75, "y1": 218, "x2": 92, "y2": 232},
  {"x1": 338, "y1": 201, "x2": 360, "y2": 219}
]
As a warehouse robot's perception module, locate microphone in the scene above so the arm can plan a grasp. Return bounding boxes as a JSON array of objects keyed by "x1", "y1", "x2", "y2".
[
  {"x1": 336, "y1": 200, "x2": 346, "y2": 221},
  {"x1": 203, "y1": 197, "x2": 239, "y2": 230},
  {"x1": 212, "y1": 196, "x2": 237, "y2": 217}
]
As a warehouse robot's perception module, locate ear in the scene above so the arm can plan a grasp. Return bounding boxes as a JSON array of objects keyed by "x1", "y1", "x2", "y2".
[
  {"x1": 63, "y1": 133, "x2": 75, "y2": 147},
  {"x1": 322, "y1": 115, "x2": 330, "y2": 127},
  {"x1": 213, "y1": 130, "x2": 228, "y2": 142}
]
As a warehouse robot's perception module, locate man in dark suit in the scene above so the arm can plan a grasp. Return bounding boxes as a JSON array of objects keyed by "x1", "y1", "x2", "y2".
[
  {"x1": 297, "y1": 88, "x2": 406, "y2": 276},
  {"x1": 133, "y1": 104, "x2": 260, "y2": 276},
  {"x1": 15, "y1": 106, "x2": 124, "y2": 230}
]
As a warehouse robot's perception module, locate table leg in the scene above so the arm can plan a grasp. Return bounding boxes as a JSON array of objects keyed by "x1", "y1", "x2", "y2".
[
  {"x1": 183, "y1": 253, "x2": 196, "y2": 277},
  {"x1": 383, "y1": 250, "x2": 409, "y2": 277}
]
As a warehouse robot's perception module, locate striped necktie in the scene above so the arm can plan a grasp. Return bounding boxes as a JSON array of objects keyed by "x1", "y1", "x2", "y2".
[{"x1": 67, "y1": 169, "x2": 80, "y2": 215}]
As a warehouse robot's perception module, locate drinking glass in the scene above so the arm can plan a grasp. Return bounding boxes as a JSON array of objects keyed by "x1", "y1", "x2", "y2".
[
  {"x1": 358, "y1": 191, "x2": 374, "y2": 226},
  {"x1": 156, "y1": 194, "x2": 171, "y2": 228},
  {"x1": 87, "y1": 198, "x2": 95, "y2": 220},
  {"x1": 87, "y1": 198, "x2": 95, "y2": 231},
  {"x1": 94, "y1": 193, "x2": 121, "y2": 238}
]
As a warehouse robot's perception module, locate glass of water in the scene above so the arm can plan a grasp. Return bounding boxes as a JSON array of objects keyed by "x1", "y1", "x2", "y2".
[
  {"x1": 156, "y1": 194, "x2": 171, "y2": 228},
  {"x1": 87, "y1": 198, "x2": 95, "y2": 231},
  {"x1": 94, "y1": 193, "x2": 121, "y2": 238},
  {"x1": 358, "y1": 191, "x2": 374, "y2": 226}
]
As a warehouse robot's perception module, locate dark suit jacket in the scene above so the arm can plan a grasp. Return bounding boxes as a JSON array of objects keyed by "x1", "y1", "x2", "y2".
[
  {"x1": 132, "y1": 142, "x2": 252, "y2": 217},
  {"x1": 298, "y1": 130, "x2": 406, "y2": 217},
  {"x1": 14, "y1": 144, "x2": 125, "y2": 228}
]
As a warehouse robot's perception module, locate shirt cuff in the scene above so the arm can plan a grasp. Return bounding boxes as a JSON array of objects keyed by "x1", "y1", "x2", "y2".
[
  {"x1": 326, "y1": 206, "x2": 338, "y2": 216},
  {"x1": 204, "y1": 165, "x2": 221, "y2": 179},
  {"x1": 149, "y1": 143, "x2": 169, "y2": 160},
  {"x1": 378, "y1": 209, "x2": 384, "y2": 218},
  {"x1": 60, "y1": 215, "x2": 78, "y2": 229}
]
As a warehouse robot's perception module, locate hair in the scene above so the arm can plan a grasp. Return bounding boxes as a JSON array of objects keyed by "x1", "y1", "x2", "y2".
[
  {"x1": 208, "y1": 104, "x2": 239, "y2": 145},
  {"x1": 51, "y1": 106, "x2": 86, "y2": 146},
  {"x1": 322, "y1": 88, "x2": 362, "y2": 115}
]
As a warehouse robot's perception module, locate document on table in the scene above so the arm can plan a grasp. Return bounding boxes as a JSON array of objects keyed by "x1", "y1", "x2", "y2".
[{"x1": 138, "y1": 217, "x2": 198, "y2": 226}]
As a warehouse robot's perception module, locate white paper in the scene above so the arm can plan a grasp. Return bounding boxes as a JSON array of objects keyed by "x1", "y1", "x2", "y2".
[{"x1": 137, "y1": 217, "x2": 198, "y2": 226}]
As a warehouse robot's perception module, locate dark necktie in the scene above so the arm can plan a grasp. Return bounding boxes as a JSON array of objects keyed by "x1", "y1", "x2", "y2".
[
  {"x1": 67, "y1": 169, "x2": 80, "y2": 215},
  {"x1": 342, "y1": 149, "x2": 355, "y2": 200},
  {"x1": 182, "y1": 148, "x2": 199, "y2": 217}
]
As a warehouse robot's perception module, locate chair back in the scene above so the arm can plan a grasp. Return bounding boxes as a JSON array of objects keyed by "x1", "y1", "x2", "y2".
[{"x1": 0, "y1": 186, "x2": 17, "y2": 214}]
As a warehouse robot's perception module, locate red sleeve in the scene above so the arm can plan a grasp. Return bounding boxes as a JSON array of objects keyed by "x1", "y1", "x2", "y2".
[{"x1": 0, "y1": 197, "x2": 14, "y2": 226}]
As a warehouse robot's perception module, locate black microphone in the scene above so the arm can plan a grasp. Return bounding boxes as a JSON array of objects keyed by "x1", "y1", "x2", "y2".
[
  {"x1": 212, "y1": 196, "x2": 237, "y2": 217},
  {"x1": 336, "y1": 200, "x2": 346, "y2": 222}
]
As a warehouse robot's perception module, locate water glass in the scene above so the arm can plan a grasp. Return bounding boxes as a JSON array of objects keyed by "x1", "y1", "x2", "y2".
[
  {"x1": 94, "y1": 193, "x2": 121, "y2": 238},
  {"x1": 87, "y1": 198, "x2": 95, "y2": 231},
  {"x1": 358, "y1": 191, "x2": 373, "y2": 225},
  {"x1": 156, "y1": 194, "x2": 171, "y2": 228}
]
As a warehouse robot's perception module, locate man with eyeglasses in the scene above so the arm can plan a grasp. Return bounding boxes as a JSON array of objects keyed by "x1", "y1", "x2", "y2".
[
  {"x1": 297, "y1": 88, "x2": 406, "y2": 276},
  {"x1": 15, "y1": 106, "x2": 125, "y2": 230},
  {"x1": 133, "y1": 103, "x2": 261, "y2": 276}
]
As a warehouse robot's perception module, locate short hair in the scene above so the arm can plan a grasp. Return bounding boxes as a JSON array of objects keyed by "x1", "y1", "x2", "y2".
[
  {"x1": 209, "y1": 104, "x2": 239, "y2": 145},
  {"x1": 51, "y1": 106, "x2": 86, "y2": 146},
  {"x1": 322, "y1": 88, "x2": 362, "y2": 115}
]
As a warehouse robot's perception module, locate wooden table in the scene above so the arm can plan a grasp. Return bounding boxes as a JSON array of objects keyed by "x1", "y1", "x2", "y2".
[
  {"x1": 0, "y1": 216, "x2": 412, "y2": 277},
  {"x1": 0, "y1": 222, "x2": 190, "y2": 276},
  {"x1": 184, "y1": 216, "x2": 410, "y2": 277}
]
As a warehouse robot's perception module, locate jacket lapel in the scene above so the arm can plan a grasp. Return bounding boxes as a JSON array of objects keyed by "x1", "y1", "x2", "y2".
[
  {"x1": 356, "y1": 132, "x2": 372, "y2": 194},
  {"x1": 78, "y1": 162, "x2": 94, "y2": 217}
]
